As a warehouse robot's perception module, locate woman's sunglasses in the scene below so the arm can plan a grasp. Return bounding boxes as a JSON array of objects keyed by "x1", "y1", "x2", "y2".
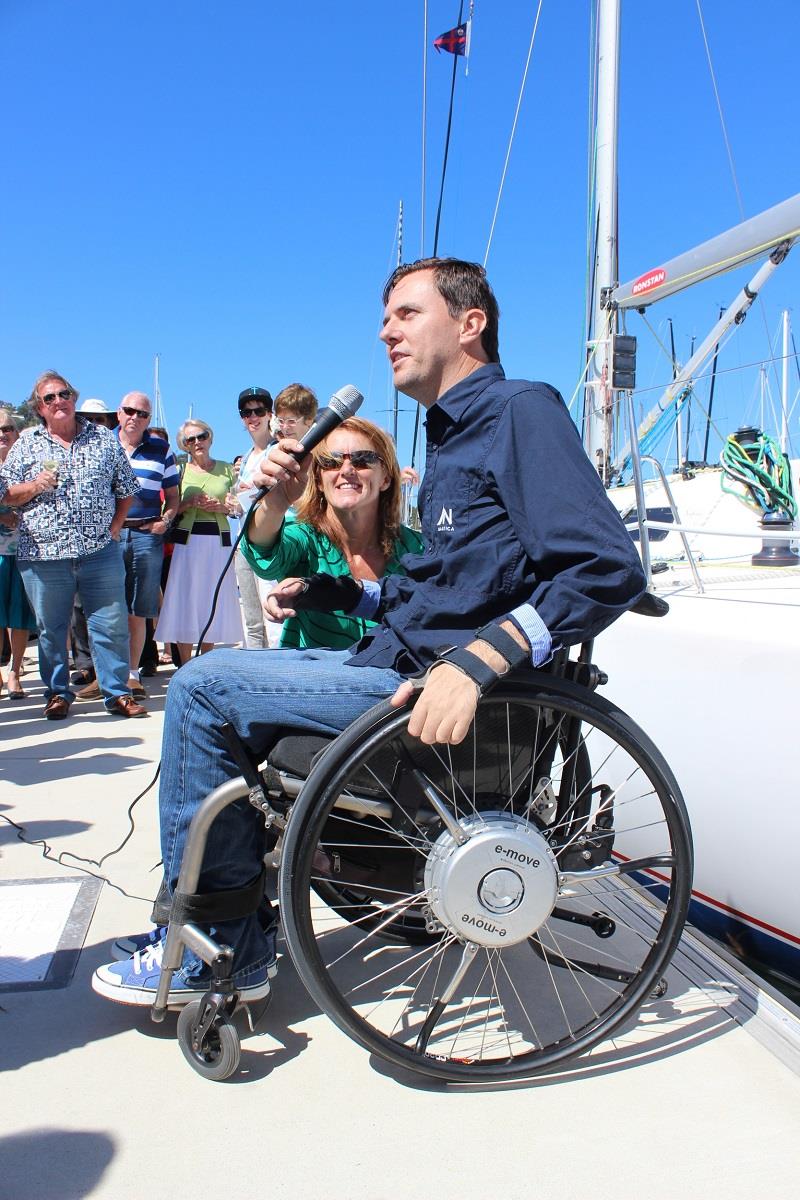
[
  {"x1": 317, "y1": 450, "x2": 383, "y2": 470},
  {"x1": 184, "y1": 431, "x2": 210, "y2": 445}
]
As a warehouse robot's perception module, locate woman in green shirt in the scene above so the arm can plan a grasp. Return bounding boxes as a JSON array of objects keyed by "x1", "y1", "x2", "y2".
[{"x1": 240, "y1": 416, "x2": 423, "y2": 649}]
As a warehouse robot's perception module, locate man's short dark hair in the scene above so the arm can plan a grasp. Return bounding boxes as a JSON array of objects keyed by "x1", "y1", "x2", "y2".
[
  {"x1": 238, "y1": 386, "x2": 273, "y2": 414},
  {"x1": 382, "y1": 257, "x2": 500, "y2": 363}
]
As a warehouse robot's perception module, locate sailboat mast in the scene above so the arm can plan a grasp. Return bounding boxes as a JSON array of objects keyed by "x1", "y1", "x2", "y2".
[
  {"x1": 392, "y1": 200, "x2": 403, "y2": 445},
  {"x1": 153, "y1": 353, "x2": 166, "y2": 430},
  {"x1": 584, "y1": 0, "x2": 621, "y2": 482}
]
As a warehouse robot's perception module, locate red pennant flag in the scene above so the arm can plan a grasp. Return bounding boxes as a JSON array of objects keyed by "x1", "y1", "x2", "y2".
[{"x1": 433, "y1": 23, "x2": 468, "y2": 56}]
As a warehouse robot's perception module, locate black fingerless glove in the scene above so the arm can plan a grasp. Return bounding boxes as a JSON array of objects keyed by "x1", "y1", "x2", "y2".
[{"x1": 291, "y1": 573, "x2": 363, "y2": 614}]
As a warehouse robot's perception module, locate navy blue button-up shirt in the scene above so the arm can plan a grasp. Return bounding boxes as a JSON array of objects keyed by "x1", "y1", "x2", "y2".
[{"x1": 347, "y1": 363, "x2": 645, "y2": 674}]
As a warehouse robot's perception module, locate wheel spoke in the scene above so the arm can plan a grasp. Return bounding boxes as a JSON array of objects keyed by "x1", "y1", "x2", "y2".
[{"x1": 281, "y1": 683, "x2": 692, "y2": 1081}]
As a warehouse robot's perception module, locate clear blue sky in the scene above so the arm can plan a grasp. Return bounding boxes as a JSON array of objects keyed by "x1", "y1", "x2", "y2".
[{"x1": 1, "y1": 1, "x2": 798, "y2": 468}]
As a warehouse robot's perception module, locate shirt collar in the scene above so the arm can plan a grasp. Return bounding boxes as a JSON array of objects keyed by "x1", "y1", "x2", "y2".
[
  {"x1": 117, "y1": 427, "x2": 151, "y2": 455},
  {"x1": 428, "y1": 362, "x2": 505, "y2": 426},
  {"x1": 34, "y1": 414, "x2": 92, "y2": 443}
]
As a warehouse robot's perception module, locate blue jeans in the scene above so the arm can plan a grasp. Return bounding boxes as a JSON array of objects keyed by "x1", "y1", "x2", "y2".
[
  {"x1": 120, "y1": 528, "x2": 164, "y2": 618},
  {"x1": 19, "y1": 539, "x2": 131, "y2": 705},
  {"x1": 159, "y1": 647, "x2": 404, "y2": 983}
]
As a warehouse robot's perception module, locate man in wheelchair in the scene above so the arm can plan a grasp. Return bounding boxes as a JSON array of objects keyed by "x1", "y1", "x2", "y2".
[{"x1": 93, "y1": 257, "x2": 646, "y2": 1009}]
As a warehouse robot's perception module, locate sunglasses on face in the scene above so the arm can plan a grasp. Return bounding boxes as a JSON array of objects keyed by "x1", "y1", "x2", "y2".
[
  {"x1": 40, "y1": 389, "x2": 74, "y2": 405},
  {"x1": 241, "y1": 405, "x2": 269, "y2": 418},
  {"x1": 0, "y1": 425, "x2": 16, "y2": 434},
  {"x1": 317, "y1": 450, "x2": 383, "y2": 470},
  {"x1": 184, "y1": 431, "x2": 210, "y2": 445},
  {"x1": 121, "y1": 406, "x2": 150, "y2": 419}
]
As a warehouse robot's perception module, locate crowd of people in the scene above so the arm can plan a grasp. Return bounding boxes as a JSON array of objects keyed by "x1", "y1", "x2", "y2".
[
  {"x1": 0, "y1": 255, "x2": 647, "y2": 1024},
  {"x1": 0, "y1": 371, "x2": 420, "y2": 721}
]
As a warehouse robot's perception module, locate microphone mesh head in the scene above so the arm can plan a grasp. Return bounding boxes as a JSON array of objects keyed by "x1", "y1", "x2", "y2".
[{"x1": 329, "y1": 385, "x2": 364, "y2": 419}]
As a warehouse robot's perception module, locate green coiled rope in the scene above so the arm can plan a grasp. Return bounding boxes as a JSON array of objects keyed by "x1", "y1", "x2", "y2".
[{"x1": 720, "y1": 431, "x2": 797, "y2": 520}]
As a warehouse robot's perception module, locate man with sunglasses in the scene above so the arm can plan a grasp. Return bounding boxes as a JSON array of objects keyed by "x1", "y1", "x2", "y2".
[
  {"x1": 94, "y1": 259, "x2": 645, "y2": 1007},
  {"x1": 110, "y1": 392, "x2": 179, "y2": 696},
  {"x1": 0, "y1": 371, "x2": 147, "y2": 719},
  {"x1": 233, "y1": 386, "x2": 276, "y2": 648}
]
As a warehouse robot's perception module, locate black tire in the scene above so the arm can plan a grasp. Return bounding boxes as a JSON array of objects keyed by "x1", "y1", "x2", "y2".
[
  {"x1": 177, "y1": 1001, "x2": 241, "y2": 1081},
  {"x1": 280, "y1": 673, "x2": 693, "y2": 1082}
]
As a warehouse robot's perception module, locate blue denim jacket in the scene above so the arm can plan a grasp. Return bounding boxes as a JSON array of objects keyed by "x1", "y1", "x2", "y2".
[{"x1": 347, "y1": 363, "x2": 645, "y2": 674}]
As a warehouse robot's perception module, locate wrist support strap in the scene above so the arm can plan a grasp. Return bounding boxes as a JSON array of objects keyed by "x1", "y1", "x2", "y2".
[
  {"x1": 431, "y1": 645, "x2": 501, "y2": 697},
  {"x1": 292, "y1": 573, "x2": 363, "y2": 614},
  {"x1": 474, "y1": 622, "x2": 531, "y2": 671}
]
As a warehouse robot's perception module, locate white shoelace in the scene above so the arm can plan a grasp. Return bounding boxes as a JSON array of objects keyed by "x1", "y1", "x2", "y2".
[{"x1": 132, "y1": 940, "x2": 164, "y2": 975}]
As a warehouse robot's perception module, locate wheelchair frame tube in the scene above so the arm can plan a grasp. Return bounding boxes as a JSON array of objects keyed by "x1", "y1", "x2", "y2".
[{"x1": 151, "y1": 776, "x2": 251, "y2": 1019}]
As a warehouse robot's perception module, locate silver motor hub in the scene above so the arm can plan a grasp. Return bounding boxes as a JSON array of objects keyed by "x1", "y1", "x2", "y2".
[{"x1": 423, "y1": 811, "x2": 559, "y2": 948}]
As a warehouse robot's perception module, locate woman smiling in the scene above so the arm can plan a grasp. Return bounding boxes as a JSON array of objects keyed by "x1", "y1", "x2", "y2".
[
  {"x1": 154, "y1": 419, "x2": 242, "y2": 664},
  {"x1": 240, "y1": 416, "x2": 423, "y2": 649}
]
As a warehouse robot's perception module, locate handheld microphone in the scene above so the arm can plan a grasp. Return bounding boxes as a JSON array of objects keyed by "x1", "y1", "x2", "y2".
[{"x1": 253, "y1": 384, "x2": 364, "y2": 501}]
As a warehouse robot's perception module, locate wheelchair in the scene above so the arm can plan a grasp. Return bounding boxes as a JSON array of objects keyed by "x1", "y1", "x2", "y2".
[{"x1": 152, "y1": 628, "x2": 693, "y2": 1084}]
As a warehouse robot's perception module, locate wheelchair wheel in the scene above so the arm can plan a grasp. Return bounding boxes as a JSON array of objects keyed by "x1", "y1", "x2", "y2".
[
  {"x1": 280, "y1": 674, "x2": 693, "y2": 1082},
  {"x1": 177, "y1": 1001, "x2": 240, "y2": 1081},
  {"x1": 309, "y1": 725, "x2": 592, "y2": 946}
]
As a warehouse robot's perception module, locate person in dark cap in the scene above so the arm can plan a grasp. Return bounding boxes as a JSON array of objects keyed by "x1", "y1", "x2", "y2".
[{"x1": 233, "y1": 387, "x2": 275, "y2": 647}]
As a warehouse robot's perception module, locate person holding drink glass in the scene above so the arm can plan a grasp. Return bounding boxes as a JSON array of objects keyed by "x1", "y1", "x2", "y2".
[{"x1": 0, "y1": 371, "x2": 146, "y2": 720}]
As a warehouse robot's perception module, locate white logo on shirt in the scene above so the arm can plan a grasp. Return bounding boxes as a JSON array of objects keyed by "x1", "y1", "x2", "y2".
[{"x1": 437, "y1": 506, "x2": 454, "y2": 532}]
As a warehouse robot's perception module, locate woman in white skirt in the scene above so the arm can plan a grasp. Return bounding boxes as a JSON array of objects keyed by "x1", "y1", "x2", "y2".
[{"x1": 155, "y1": 418, "x2": 242, "y2": 664}]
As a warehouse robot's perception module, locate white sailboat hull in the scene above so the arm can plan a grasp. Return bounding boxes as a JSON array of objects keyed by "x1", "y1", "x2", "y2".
[{"x1": 602, "y1": 467, "x2": 800, "y2": 979}]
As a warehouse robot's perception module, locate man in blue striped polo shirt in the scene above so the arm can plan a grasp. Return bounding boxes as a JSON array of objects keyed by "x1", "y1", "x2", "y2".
[{"x1": 116, "y1": 392, "x2": 180, "y2": 693}]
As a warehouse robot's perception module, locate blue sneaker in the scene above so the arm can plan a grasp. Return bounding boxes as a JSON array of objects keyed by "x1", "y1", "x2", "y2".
[
  {"x1": 91, "y1": 940, "x2": 272, "y2": 1008},
  {"x1": 111, "y1": 926, "x2": 167, "y2": 960},
  {"x1": 110, "y1": 925, "x2": 279, "y2": 976}
]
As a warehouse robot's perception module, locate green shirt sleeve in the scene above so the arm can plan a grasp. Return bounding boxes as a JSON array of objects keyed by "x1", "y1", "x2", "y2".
[{"x1": 240, "y1": 520, "x2": 341, "y2": 580}]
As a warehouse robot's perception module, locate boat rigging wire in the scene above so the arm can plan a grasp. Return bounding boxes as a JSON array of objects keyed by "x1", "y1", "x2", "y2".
[
  {"x1": 431, "y1": 0, "x2": 465, "y2": 257},
  {"x1": 567, "y1": 305, "x2": 612, "y2": 416},
  {"x1": 421, "y1": 0, "x2": 428, "y2": 256},
  {"x1": 580, "y1": 1, "x2": 600, "y2": 381},
  {"x1": 694, "y1": 0, "x2": 744, "y2": 221},
  {"x1": 695, "y1": 0, "x2": 783, "y2": 401},
  {"x1": 482, "y1": 0, "x2": 544, "y2": 267}
]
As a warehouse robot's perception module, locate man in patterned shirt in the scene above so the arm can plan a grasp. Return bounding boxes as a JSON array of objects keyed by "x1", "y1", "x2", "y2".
[{"x1": 0, "y1": 370, "x2": 148, "y2": 720}]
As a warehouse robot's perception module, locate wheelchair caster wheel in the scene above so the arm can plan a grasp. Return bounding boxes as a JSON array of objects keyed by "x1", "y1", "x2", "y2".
[
  {"x1": 650, "y1": 977, "x2": 668, "y2": 999},
  {"x1": 177, "y1": 1000, "x2": 240, "y2": 1081}
]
